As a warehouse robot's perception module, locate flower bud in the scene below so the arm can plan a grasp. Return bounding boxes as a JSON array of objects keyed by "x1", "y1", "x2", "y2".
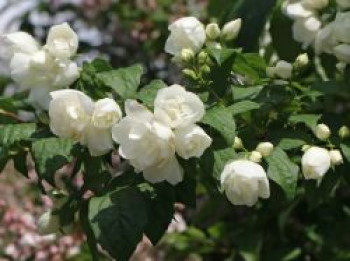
[
  {"x1": 256, "y1": 142, "x2": 274, "y2": 157},
  {"x1": 181, "y1": 48, "x2": 195, "y2": 63},
  {"x1": 249, "y1": 151, "x2": 262, "y2": 163},
  {"x1": 266, "y1": 67, "x2": 276, "y2": 78},
  {"x1": 302, "y1": 146, "x2": 331, "y2": 180},
  {"x1": 201, "y1": 64, "x2": 211, "y2": 74},
  {"x1": 206, "y1": 41, "x2": 222, "y2": 49},
  {"x1": 198, "y1": 51, "x2": 209, "y2": 64},
  {"x1": 275, "y1": 61, "x2": 293, "y2": 79},
  {"x1": 302, "y1": 144, "x2": 312, "y2": 152},
  {"x1": 294, "y1": 53, "x2": 309, "y2": 68},
  {"x1": 329, "y1": 149, "x2": 343, "y2": 166},
  {"x1": 221, "y1": 18, "x2": 242, "y2": 41},
  {"x1": 233, "y1": 136, "x2": 243, "y2": 150},
  {"x1": 182, "y1": 69, "x2": 197, "y2": 80},
  {"x1": 206, "y1": 23, "x2": 221, "y2": 40},
  {"x1": 314, "y1": 123, "x2": 331, "y2": 141},
  {"x1": 338, "y1": 126, "x2": 350, "y2": 139},
  {"x1": 37, "y1": 211, "x2": 60, "y2": 235}
]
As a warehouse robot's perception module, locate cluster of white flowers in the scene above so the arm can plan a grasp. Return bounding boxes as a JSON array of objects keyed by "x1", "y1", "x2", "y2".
[
  {"x1": 220, "y1": 140, "x2": 274, "y2": 206},
  {"x1": 283, "y1": 0, "x2": 350, "y2": 63},
  {"x1": 48, "y1": 85, "x2": 212, "y2": 185},
  {"x1": 112, "y1": 85, "x2": 212, "y2": 185},
  {"x1": 0, "y1": 23, "x2": 80, "y2": 109},
  {"x1": 49, "y1": 90, "x2": 122, "y2": 156},
  {"x1": 165, "y1": 16, "x2": 242, "y2": 57}
]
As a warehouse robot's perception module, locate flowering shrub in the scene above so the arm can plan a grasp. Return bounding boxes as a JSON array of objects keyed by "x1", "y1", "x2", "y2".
[{"x1": 0, "y1": 0, "x2": 350, "y2": 260}]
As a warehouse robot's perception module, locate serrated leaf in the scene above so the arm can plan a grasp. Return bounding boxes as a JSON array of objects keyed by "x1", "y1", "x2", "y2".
[
  {"x1": 232, "y1": 85, "x2": 264, "y2": 101},
  {"x1": 89, "y1": 187, "x2": 148, "y2": 261},
  {"x1": 96, "y1": 64, "x2": 143, "y2": 100},
  {"x1": 289, "y1": 114, "x2": 321, "y2": 130},
  {"x1": 136, "y1": 80, "x2": 166, "y2": 107},
  {"x1": 202, "y1": 105, "x2": 236, "y2": 145},
  {"x1": 229, "y1": 100, "x2": 260, "y2": 115},
  {"x1": 31, "y1": 138, "x2": 75, "y2": 184},
  {"x1": 266, "y1": 148, "x2": 299, "y2": 200},
  {"x1": 0, "y1": 123, "x2": 36, "y2": 148},
  {"x1": 144, "y1": 183, "x2": 175, "y2": 245},
  {"x1": 233, "y1": 53, "x2": 267, "y2": 81}
]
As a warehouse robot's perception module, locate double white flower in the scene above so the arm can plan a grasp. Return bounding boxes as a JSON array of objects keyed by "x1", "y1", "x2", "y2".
[
  {"x1": 0, "y1": 23, "x2": 80, "y2": 109},
  {"x1": 49, "y1": 90, "x2": 122, "y2": 156},
  {"x1": 112, "y1": 85, "x2": 212, "y2": 185}
]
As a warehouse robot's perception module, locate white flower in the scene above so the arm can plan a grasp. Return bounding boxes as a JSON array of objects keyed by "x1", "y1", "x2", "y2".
[
  {"x1": 112, "y1": 100, "x2": 183, "y2": 185},
  {"x1": 165, "y1": 17, "x2": 206, "y2": 56},
  {"x1": 0, "y1": 32, "x2": 39, "y2": 61},
  {"x1": 336, "y1": 0, "x2": 350, "y2": 9},
  {"x1": 301, "y1": 146, "x2": 331, "y2": 179},
  {"x1": 206, "y1": 23, "x2": 221, "y2": 40},
  {"x1": 314, "y1": 123, "x2": 331, "y2": 140},
  {"x1": 221, "y1": 18, "x2": 242, "y2": 41},
  {"x1": 256, "y1": 142, "x2": 274, "y2": 157},
  {"x1": 49, "y1": 90, "x2": 121, "y2": 156},
  {"x1": 283, "y1": 1, "x2": 314, "y2": 19},
  {"x1": 292, "y1": 16, "x2": 322, "y2": 48},
  {"x1": 46, "y1": 23, "x2": 79, "y2": 59},
  {"x1": 314, "y1": 23, "x2": 337, "y2": 54},
  {"x1": 37, "y1": 211, "x2": 60, "y2": 235},
  {"x1": 333, "y1": 44, "x2": 350, "y2": 63},
  {"x1": 275, "y1": 60, "x2": 293, "y2": 79},
  {"x1": 333, "y1": 12, "x2": 350, "y2": 43},
  {"x1": 302, "y1": 0, "x2": 329, "y2": 10},
  {"x1": 174, "y1": 124, "x2": 212, "y2": 159},
  {"x1": 220, "y1": 160, "x2": 270, "y2": 206},
  {"x1": 249, "y1": 151, "x2": 263, "y2": 163},
  {"x1": 154, "y1": 84, "x2": 205, "y2": 129},
  {"x1": 329, "y1": 149, "x2": 344, "y2": 166}
]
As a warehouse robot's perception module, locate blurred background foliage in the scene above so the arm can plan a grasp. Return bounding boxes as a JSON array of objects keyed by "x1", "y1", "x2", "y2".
[{"x1": 0, "y1": 0, "x2": 350, "y2": 260}]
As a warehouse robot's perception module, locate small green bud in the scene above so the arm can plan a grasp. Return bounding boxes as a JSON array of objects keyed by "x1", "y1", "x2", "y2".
[
  {"x1": 181, "y1": 48, "x2": 195, "y2": 63},
  {"x1": 338, "y1": 125, "x2": 350, "y2": 139},
  {"x1": 201, "y1": 64, "x2": 211, "y2": 74},
  {"x1": 294, "y1": 53, "x2": 309, "y2": 68},
  {"x1": 182, "y1": 69, "x2": 197, "y2": 79},
  {"x1": 206, "y1": 23, "x2": 221, "y2": 40},
  {"x1": 233, "y1": 136, "x2": 243, "y2": 150},
  {"x1": 198, "y1": 51, "x2": 209, "y2": 64}
]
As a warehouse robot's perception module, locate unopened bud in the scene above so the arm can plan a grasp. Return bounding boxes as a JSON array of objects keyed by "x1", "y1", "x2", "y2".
[
  {"x1": 294, "y1": 53, "x2": 309, "y2": 68},
  {"x1": 206, "y1": 23, "x2": 221, "y2": 40},
  {"x1": 221, "y1": 18, "x2": 242, "y2": 41},
  {"x1": 198, "y1": 51, "x2": 209, "y2": 64},
  {"x1": 302, "y1": 144, "x2": 311, "y2": 152},
  {"x1": 201, "y1": 64, "x2": 211, "y2": 74},
  {"x1": 314, "y1": 123, "x2": 331, "y2": 141},
  {"x1": 329, "y1": 149, "x2": 343, "y2": 166},
  {"x1": 338, "y1": 126, "x2": 350, "y2": 139},
  {"x1": 206, "y1": 41, "x2": 222, "y2": 50},
  {"x1": 249, "y1": 151, "x2": 262, "y2": 163},
  {"x1": 256, "y1": 142, "x2": 274, "y2": 157},
  {"x1": 275, "y1": 61, "x2": 293, "y2": 79},
  {"x1": 181, "y1": 48, "x2": 194, "y2": 63},
  {"x1": 233, "y1": 136, "x2": 243, "y2": 150},
  {"x1": 182, "y1": 69, "x2": 197, "y2": 79}
]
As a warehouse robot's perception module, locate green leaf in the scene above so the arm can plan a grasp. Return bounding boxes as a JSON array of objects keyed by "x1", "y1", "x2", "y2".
[
  {"x1": 31, "y1": 138, "x2": 75, "y2": 184},
  {"x1": 136, "y1": 80, "x2": 166, "y2": 107},
  {"x1": 96, "y1": 64, "x2": 143, "y2": 100},
  {"x1": 311, "y1": 81, "x2": 350, "y2": 99},
  {"x1": 266, "y1": 148, "x2": 299, "y2": 200},
  {"x1": 277, "y1": 138, "x2": 307, "y2": 150},
  {"x1": 89, "y1": 187, "x2": 148, "y2": 261},
  {"x1": 12, "y1": 151, "x2": 28, "y2": 177},
  {"x1": 83, "y1": 154, "x2": 110, "y2": 194},
  {"x1": 0, "y1": 123, "x2": 36, "y2": 148},
  {"x1": 202, "y1": 105, "x2": 236, "y2": 145},
  {"x1": 232, "y1": 85, "x2": 264, "y2": 101},
  {"x1": 340, "y1": 143, "x2": 350, "y2": 162},
  {"x1": 206, "y1": 47, "x2": 236, "y2": 65},
  {"x1": 233, "y1": 53, "x2": 267, "y2": 81},
  {"x1": 144, "y1": 183, "x2": 175, "y2": 245},
  {"x1": 175, "y1": 159, "x2": 197, "y2": 208},
  {"x1": 289, "y1": 114, "x2": 321, "y2": 130},
  {"x1": 213, "y1": 148, "x2": 237, "y2": 180},
  {"x1": 229, "y1": 100, "x2": 260, "y2": 115}
]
